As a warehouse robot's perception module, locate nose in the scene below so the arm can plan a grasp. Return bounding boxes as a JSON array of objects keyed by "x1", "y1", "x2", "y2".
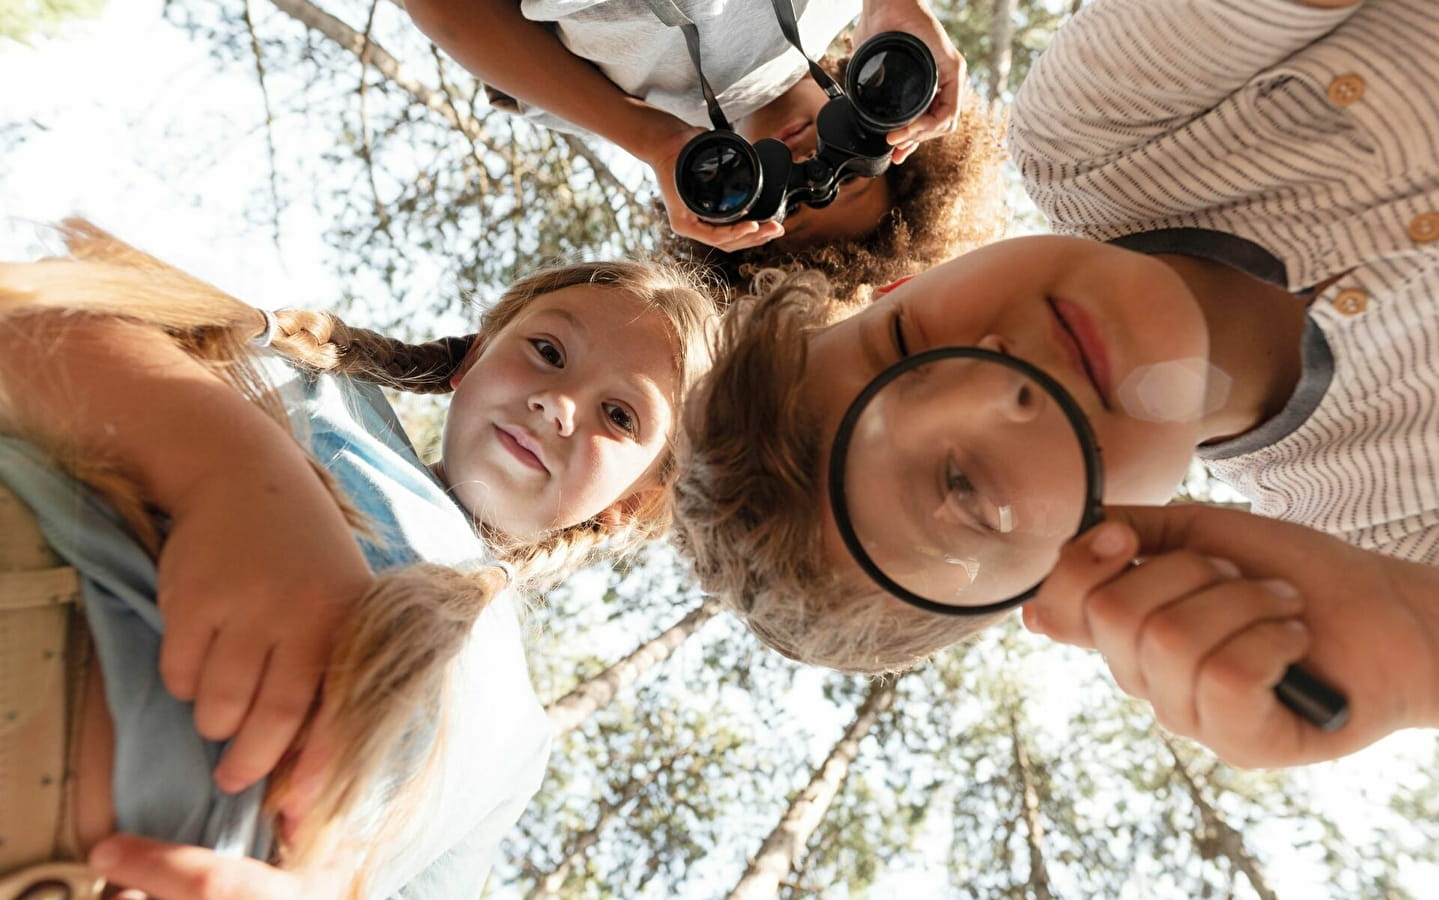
[
  {"x1": 530, "y1": 389, "x2": 576, "y2": 437},
  {"x1": 973, "y1": 334, "x2": 1043, "y2": 425}
]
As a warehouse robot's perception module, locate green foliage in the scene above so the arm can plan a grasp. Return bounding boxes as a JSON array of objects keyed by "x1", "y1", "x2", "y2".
[
  {"x1": 16, "y1": 1, "x2": 1436, "y2": 896},
  {"x1": 0, "y1": 0, "x2": 106, "y2": 43}
]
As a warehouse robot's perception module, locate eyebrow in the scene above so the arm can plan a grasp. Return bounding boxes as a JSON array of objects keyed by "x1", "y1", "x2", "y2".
[{"x1": 531, "y1": 307, "x2": 588, "y2": 335}]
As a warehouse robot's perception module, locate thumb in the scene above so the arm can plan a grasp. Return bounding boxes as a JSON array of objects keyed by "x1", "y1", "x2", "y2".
[
  {"x1": 1023, "y1": 518, "x2": 1139, "y2": 648},
  {"x1": 90, "y1": 834, "x2": 259, "y2": 900},
  {"x1": 1102, "y1": 504, "x2": 1290, "y2": 566}
]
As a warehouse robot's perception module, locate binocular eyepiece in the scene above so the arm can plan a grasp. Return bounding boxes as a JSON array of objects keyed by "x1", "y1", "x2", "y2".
[{"x1": 675, "y1": 31, "x2": 938, "y2": 225}]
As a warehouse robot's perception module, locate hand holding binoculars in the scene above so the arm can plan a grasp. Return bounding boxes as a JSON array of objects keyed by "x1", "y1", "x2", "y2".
[{"x1": 675, "y1": 31, "x2": 939, "y2": 225}]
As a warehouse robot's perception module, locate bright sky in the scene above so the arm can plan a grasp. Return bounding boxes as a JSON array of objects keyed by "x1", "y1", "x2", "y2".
[
  {"x1": 3, "y1": 3, "x2": 1435, "y2": 897},
  {"x1": 0, "y1": 0, "x2": 337, "y2": 306}
]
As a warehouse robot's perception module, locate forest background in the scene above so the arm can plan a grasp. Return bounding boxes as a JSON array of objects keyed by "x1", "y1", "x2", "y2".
[{"x1": 2, "y1": 0, "x2": 1436, "y2": 896}]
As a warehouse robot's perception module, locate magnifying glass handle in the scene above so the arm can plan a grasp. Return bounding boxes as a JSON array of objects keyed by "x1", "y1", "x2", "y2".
[{"x1": 1274, "y1": 664, "x2": 1348, "y2": 732}]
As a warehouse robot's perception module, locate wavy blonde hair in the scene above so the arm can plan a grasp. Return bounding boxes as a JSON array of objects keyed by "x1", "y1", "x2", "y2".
[
  {"x1": 671, "y1": 269, "x2": 1001, "y2": 675},
  {"x1": 0, "y1": 220, "x2": 715, "y2": 892}
]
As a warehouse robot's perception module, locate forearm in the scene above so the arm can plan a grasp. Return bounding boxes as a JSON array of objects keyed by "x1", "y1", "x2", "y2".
[
  {"x1": 405, "y1": 0, "x2": 689, "y2": 164},
  {"x1": 0, "y1": 312, "x2": 320, "y2": 519}
]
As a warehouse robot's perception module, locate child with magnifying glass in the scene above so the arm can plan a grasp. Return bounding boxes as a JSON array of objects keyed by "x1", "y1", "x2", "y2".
[{"x1": 672, "y1": 0, "x2": 1439, "y2": 770}]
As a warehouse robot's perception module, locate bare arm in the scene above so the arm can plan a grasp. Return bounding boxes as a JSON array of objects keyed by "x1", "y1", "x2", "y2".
[
  {"x1": 404, "y1": 0, "x2": 687, "y2": 166},
  {"x1": 404, "y1": 0, "x2": 786, "y2": 251},
  {"x1": 0, "y1": 313, "x2": 322, "y2": 521},
  {"x1": 0, "y1": 312, "x2": 371, "y2": 792}
]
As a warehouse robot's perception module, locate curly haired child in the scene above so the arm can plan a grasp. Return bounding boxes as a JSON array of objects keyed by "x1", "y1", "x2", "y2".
[
  {"x1": 0, "y1": 220, "x2": 713, "y2": 898},
  {"x1": 405, "y1": 0, "x2": 1009, "y2": 305}
]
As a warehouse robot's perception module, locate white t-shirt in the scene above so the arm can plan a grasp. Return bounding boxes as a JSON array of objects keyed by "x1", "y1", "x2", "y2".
[{"x1": 518, "y1": 0, "x2": 860, "y2": 131}]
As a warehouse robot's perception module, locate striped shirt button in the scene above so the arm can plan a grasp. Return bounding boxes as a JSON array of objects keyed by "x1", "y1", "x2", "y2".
[
  {"x1": 1332, "y1": 288, "x2": 1369, "y2": 316},
  {"x1": 1326, "y1": 73, "x2": 1365, "y2": 106},
  {"x1": 1408, "y1": 212, "x2": 1439, "y2": 243}
]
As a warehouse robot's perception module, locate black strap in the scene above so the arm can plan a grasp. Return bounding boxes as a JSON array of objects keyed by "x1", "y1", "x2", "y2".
[
  {"x1": 641, "y1": 0, "x2": 732, "y2": 131},
  {"x1": 768, "y1": 0, "x2": 842, "y2": 98}
]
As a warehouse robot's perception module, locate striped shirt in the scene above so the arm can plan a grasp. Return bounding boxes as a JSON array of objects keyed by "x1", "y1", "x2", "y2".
[{"x1": 1010, "y1": 0, "x2": 1439, "y2": 563}]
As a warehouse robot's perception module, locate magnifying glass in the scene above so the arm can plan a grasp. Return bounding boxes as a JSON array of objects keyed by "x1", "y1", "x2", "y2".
[{"x1": 829, "y1": 347, "x2": 1348, "y2": 731}]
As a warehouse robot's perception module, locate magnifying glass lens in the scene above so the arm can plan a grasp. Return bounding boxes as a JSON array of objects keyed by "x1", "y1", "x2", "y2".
[
  {"x1": 836, "y1": 352, "x2": 1097, "y2": 611},
  {"x1": 831, "y1": 348, "x2": 1349, "y2": 731}
]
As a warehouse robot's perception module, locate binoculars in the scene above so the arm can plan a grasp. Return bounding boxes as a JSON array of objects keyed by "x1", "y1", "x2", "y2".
[{"x1": 674, "y1": 31, "x2": 938, "y2": 225}]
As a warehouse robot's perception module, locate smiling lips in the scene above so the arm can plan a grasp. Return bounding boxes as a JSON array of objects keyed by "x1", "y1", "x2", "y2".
[
  {"x1": 495, "y1": 425, "x2": 548, "y2": 473},
  {"x1": 1048, "y1": 297, "x2": 1113, "y2": 408}
]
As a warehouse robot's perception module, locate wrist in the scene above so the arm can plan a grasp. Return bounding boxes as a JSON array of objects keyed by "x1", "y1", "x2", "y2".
[
  {"x1": 616, "y1": 105, "x2": 698, "y2": 169},
  {"x1": 1391, "y1": 556, "x2": 1439, "y2": 729}
]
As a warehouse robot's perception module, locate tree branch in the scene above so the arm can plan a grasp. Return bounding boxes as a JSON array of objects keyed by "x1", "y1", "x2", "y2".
[
  {"x1": 265, "y1": 0, "x2": 639, "y2": 208},
  {"x1": 243, "y1": 0, "x2": 284, "y2": 246}
]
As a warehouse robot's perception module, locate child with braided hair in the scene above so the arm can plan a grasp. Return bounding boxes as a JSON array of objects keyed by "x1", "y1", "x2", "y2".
[{"x1": 0, "y1": 220, "x2": 714, "y2": 899}]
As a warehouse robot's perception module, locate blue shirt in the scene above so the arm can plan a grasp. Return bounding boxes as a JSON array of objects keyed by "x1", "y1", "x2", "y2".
[{"x1": 0, "y1": 357, "x2": 552, "y2": 897}]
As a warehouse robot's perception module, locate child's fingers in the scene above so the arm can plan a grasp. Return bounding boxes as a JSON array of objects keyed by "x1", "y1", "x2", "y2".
[
  {"x1": 1136, "y1": 579, "x2": 1304, "y2": 736},
  {"x1": 705, "y1": 222, "x2": 784, "y2": 253},
  {"x1": 669, "y1": 212, "x2": 783, "y2": 252},
  {"x1": 191, "y1": 628, "x2": 269, "y2": 742},
  {"x1": 1083, "y1": 551, "x2": 1245, "y2": 699},
  {"x1": 1023, "y1": 520, "x2": 1137, "y2": 648},
  {"x1": 277, "y1": 694, "x2": 341, "y2": 832},
  {"x1": 890, "y1": 140, "x2": 920, "y2": 165},
  {"x1": 1193, "y1": 619, "x2": 1313, "y2": 768},
  {"x1": 213, "y1": 647, "x2": 323, "y2": 793},
  {"x1": 157, "y1": 614, "x2": 217, "y2": 703},
  {"x1": 90, "y1": 834, "x2": 295, "y2": 900}
]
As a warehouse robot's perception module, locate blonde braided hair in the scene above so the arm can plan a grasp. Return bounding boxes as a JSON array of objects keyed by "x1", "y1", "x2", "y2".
[{"x1": 0, "y1": 220, "x2": 713, "y2": 892}]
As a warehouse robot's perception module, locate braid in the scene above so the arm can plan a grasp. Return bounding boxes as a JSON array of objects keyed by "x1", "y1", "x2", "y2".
[{"x1": 270, "y1": 309, "x2": 473, "y2": 395}]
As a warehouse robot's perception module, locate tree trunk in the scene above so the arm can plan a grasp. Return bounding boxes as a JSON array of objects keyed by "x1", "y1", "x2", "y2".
[
  {"x1": 546, "y1": 600, "x2": 721, "y2": 736},
  {"x1": 726, "y1": 676, "x2": 902, "y2": 900},
  {"x1": 526, "y1": 768, "x2": 657, "y2": 899},
  {"x1": 1160, "y1": 735, "x2": 1280, "y2": 900},
  {"x1": 987, "y1": 0, "x2": 1015, "y2": 104},
  {"x1": 1007, "y1": 707, "x2": 1054, "y2": 900}
]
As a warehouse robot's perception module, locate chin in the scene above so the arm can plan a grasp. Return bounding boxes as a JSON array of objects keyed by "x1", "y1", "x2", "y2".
[{"x1": 1101, "y1": 437, "x2": 1196, "y2": 505}]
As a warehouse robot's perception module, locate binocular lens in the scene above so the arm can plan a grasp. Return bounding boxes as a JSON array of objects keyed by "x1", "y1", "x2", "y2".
[
  {"x1": 676, "y1": 134, "x2": 761, "y2": 221},
  {"x1": 848, "y1": 34, "x2": 937, "y2": 131}
]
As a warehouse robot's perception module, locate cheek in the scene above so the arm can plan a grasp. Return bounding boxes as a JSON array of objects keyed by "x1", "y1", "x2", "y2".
[
  {"x1": 588, "y1": 437, "x2": 667, "y2": 497},
  {"x1": 1098, "y1": 418, "x2": 1200, "y2": 505}
]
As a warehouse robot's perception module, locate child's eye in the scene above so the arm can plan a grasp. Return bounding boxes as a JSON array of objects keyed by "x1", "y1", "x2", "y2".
[
  {"x1": 891, "y1": 309, "x2": 911, "y2": 358},
  {"x1": 530, "y1": 339, "x2": 564, "y2": 367},
  {"x1": 943, "y1": 458, "x2": 993, "y2": 534},
  {"x1": 604, "y1": 402, "x2": 637, "y2": 435}
]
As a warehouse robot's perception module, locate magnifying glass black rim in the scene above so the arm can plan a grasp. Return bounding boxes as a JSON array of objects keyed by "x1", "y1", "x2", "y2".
[{"x1": 828, "y1": 346, "x2": 1106, "y2": 617}]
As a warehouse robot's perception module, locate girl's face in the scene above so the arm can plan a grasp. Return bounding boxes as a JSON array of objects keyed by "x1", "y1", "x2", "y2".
[
  {"x1": 802, "y1": 235, "x2": 1213, "y2": 602},
  {"x1": 440, "y1": 286, "x2": 680, "y2": 538},
  {"x1": 735, "y1": 77, "x2": 895, "y2": 246}
]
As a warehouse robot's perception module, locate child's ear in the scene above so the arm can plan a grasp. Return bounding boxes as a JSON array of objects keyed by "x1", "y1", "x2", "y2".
[
  {"x1": 449, "y1": 335, "x2": 484, "y2": 390},
  {"x1": 598, "y1": 485, "x2": 665, "y2": 528}
]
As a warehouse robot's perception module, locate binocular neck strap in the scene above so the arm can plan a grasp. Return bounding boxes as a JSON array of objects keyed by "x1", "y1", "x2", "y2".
[
  {"x1": 769, "y1": 0, "x2": 842, "y2": 99},
  {"x1": 641, "y1": 0, "x2": 732, "y2": 132}
]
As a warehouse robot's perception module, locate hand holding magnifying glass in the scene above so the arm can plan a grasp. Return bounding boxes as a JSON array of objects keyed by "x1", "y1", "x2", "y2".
[{"x1": 829, "y1": 346, "x2": 1348, "y2": 732}]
